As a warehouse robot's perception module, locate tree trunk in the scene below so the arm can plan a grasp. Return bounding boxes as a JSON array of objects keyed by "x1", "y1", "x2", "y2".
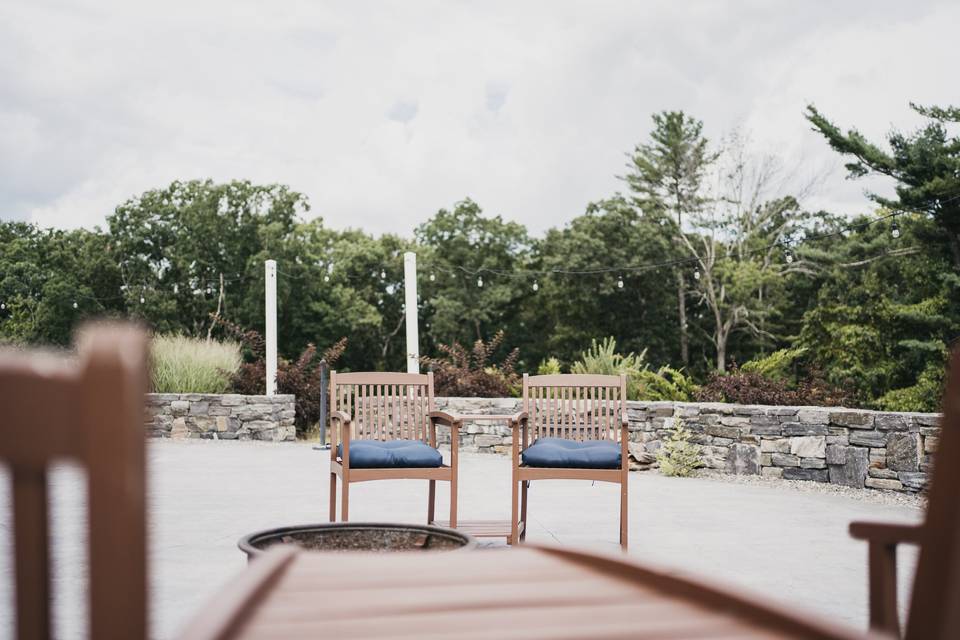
[
  {"x1": 676, "y1": 270, "x2": 688, "y2": 366},
  {"x1": 716, "y1": 334, "x2": 726, "y2": 373}
]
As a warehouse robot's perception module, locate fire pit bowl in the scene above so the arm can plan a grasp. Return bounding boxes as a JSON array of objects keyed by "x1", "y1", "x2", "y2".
[{"x1": 238, "y1": 522, "x2": 476, "y2": 560}]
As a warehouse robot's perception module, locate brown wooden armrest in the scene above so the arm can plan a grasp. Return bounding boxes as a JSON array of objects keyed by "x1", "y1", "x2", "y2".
[
  {"x1": 850, "y1": 521, "x2": 924, "y2": 545},
  {"x1": 330, "y1": 410, "x2": 351, "y2": 424},
  {"x1": 427, "y1": 410, "x2": 463, "y2": 426},
  {"x1": 850, "y1": 520, "x2": 924, "y2": 637},
  {"x1": 441, "y1": 411, "x2": 528, "y2": 425}
]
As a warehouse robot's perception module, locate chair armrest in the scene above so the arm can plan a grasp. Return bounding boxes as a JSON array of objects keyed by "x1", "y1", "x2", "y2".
[
  {"x1": 849, "y1": 521, "x2": 923, "y2": 545},
  {"x1": 428, "y1": 411, "x2": 463, "y2": 427},
  {"x1": 330, "y1": 410, "x2": 351, "y2": 425},
  {"x1": 850, "y1": 521, "x2": 923, "y2": 636}
]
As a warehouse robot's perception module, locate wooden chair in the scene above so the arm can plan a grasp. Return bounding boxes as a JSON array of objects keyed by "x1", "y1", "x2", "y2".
[
  {"x1": 512, "y1": 373, "x2": 630, "y2": 549},
  {"x1": 846, "y1": 347, "x2": 960, "y2": 639},
  {"x1": 0, "y1": 323, "x2": 150, "y2": 640},
  {"x1": 328, "y1": 371, "x2": 461, "y2": 527}
]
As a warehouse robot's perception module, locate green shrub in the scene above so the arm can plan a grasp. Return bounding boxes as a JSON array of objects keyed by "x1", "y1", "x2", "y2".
[
  {"x1": 636, "y1": 366, "x2": 698, "y2": 401},
  {"x1": 656, "y1": 419, "x2": 702, "y2": 477},
  {"x1": 537, "y1": 357, "x2": 562, "y2": 375},
  {"x1": 741, "y1": 347, "x2": 807, "y2": 382},
  {"x1": 874, "y1": 361, "x2": 944, "y2": 412},
  {"x1": 150, "y1": 335, "x2": 241, "y2": 393},
  {"x1": 571, "y1": 337, "x2": 647, "y2": 399}
]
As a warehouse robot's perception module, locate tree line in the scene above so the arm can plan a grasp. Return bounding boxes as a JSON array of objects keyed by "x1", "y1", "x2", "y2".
[{"x1": 1, "y1": 102, "x2": 957, "y2": 411}]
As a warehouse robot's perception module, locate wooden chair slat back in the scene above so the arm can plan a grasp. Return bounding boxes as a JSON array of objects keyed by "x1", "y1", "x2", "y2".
[
  {"x1": 906, "y1": 348, "x2": 960, "y2": 640},
  {"x1": 0, "y1": 323, "x2": 149, "y2": 640},
  {"x1": 522, "y1": 374, "x2": 627, "y2": 442},
  {"x1": 331, "y1": 371, "x2": 435, "y2": 442}
]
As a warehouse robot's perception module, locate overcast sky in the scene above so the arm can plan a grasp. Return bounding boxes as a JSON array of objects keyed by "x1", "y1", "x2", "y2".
[{"x1": 1, "y1": 0, "x2": 957, "y2": 237}]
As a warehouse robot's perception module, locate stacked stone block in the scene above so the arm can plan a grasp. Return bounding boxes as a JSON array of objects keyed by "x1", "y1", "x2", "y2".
[
  {"x1": 146, "y1": 393, "x2": 296, "y2": 441},
  {"x1": 436, "y1": 398, "x2": 938, "y2": 494}
]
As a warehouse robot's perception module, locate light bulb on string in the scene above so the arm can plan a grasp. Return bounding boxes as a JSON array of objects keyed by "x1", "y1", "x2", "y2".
[
  {"x1": 891, "y1": 223, "x2": 901, "y2": 239},
  {"x1": 532, "y1": 281, "x2": 539, "y2": 292},
  {"x1": 173, "y1": 283, "x2": 179, "y2": 294},
  {"x1": 72, "y1": 301, "x2": 78, "y2": 309},
  {"x1": 429, "y1": 273, "x2": 436, "y2": 282},
  {"x1": 380, "y1": 270, "x2": 386, "y2": 280},
  {"x1": 785, "y1": 252, "x2": 794, "y2": 264},
  {"x1": 617, "y1": 276, "x2": 624, "y2": 289},
  {"x1": 323, "y1": 275, "x2": 330, "y2": 283},
  {"x1": 139, "y1": 296, "x2": 145, "y2": 304},
  {"x1": 0, "y1": 302, "x2": 5, "y2": 310},
  {"x1": 477, "y1": 276, "x2": 484, "y2": 288},
  {"x1": 385, "y1": 284, "x2": 395, "y2": 295},
  {"x1": 693, "y1": 269, "x2": 701, "y2": 281}
]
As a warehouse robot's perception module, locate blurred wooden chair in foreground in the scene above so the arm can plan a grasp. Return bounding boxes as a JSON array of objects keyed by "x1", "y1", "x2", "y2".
[{"x1": 1, "y1": 324, "x2": 150, "y2": 640}]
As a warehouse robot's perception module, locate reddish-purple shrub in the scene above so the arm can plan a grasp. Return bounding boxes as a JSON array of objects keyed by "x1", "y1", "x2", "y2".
[
  {"x1": 695, "y1": 364, "x2": 852, "y2": 407},
  {"x1": 420, "y1": 330, "x2": 520, "y2": 397}
]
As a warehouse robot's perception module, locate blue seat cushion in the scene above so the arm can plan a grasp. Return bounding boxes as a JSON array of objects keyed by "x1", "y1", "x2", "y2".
[
  {"x1": 521, "y1": 437, "x2": 621, "y2": 469},
  {"x1": 338, "y1": 439, "x2": 443, "y2": 469}
]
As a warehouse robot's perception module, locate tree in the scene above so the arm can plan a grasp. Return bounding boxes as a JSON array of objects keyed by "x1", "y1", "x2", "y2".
[
  {"x1": 107, "y1": 179, "x2": 308, "y2": 339},
  {"x1": 798, "y1": 212, "x2": 955, "y2": 410},
  {"x1": 621, "y1": 111, "x2": 716, "y2": 366},
  {"x1": 530, "y1": 196, "x2": 677, "y2": 368},
  {"x1": 416, "y1": 199, "x2": 531, "y2": 348},
  {"x1": 805, "y1": 103, "x2": 960, "y2": 268}
]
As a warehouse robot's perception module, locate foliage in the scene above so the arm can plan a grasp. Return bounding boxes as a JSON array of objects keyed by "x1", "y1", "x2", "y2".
[
  {"x1": 570, "y1": 337, "x2": 647, "y2": 399},
  {"x1": 150, "y1": 334, "x2": 241, "y2": 393},
  {"x1": 656, "y1": 419, "x2": 703, "y2": 477},
  {"x1": 421, "y1": 330, "x2": 520, "y2": 397},
  {"x1": 741, "y1": 347, "x2": 808, "y2": 382},
  {"x1": 695, "y1": 364, "x2": 851, "y2": 407},
  {"x1": 537, "y1": 357, "x2": 562, "y2": 375},
  {"x1": 805, "y1": 102, "x2": 960, "y2": 269},
  {"x1": 874, "y1": 360, "x2": 946, "y2": 413},
  {"x1": 220, "y1": 317, "x2": 347, "y2": 434},
  {"x1": 635, "y1": 366, "x2": 698, "y2": 401}
]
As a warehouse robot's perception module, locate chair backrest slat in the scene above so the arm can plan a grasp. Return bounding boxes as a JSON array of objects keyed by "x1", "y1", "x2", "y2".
[
  {"x1": 0, "y1": 323, "x2": 149, "y2": 640},
  {"x1": 523, "y1": 374, "x2": 627, "y2": 442},
  {"x1": 331, "y1": 372, "x2": 435, "y2": 443}
]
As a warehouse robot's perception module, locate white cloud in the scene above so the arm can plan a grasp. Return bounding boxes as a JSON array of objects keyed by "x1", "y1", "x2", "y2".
[{"x1": 1, "y1": 0, "x2": 956, "y2": 235}]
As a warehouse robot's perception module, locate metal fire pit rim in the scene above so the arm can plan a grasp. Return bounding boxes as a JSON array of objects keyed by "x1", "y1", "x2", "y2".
[{"x1": 238, "y1": 521, "x2": 477, "y2": 557}]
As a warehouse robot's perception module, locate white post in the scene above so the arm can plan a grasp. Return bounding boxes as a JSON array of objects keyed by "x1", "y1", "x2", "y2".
[
  {"x1": 265, "y1": 259, "x2": 277, "y2": 395},
  {"x1": 403, "y1": 251, "x2": 419, "y2": 373}
]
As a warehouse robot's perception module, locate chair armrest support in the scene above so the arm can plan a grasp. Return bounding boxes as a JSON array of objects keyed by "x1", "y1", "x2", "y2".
[{"x1": 849, "y1": 521, "x2": 923, "y2": 637}]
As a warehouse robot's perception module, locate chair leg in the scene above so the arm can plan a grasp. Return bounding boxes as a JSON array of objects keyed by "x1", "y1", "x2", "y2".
[
  {"x1": 340, "y1": 478, "x2": 349, "y2": 522},
  {"x1": 449, "y1": 474, "x2": 458, "y2": 529},
  {"x1": 427, "y1": 480, "x2": 436, "y2": 524},
  {"x1": 510, "y1": 479, "x2": 520, "y2": 545},
  {"x1": 619, "y1": 477, "x2": 628, "y2": 550},
  {"x1": 519, "y1": 480, "x2": 528, "y2": 541},
  {"x1": 329, "y1": 473, "x2": 337, "y2": 522}
]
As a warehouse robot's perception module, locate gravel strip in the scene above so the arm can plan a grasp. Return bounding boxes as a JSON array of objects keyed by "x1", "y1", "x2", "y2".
[{"x1": 687, "y1": 469, "x2": 927, "y2": 509}]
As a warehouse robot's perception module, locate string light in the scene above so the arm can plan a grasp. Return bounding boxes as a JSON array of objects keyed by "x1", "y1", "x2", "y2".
[
  {"x1": 477, "y1": 276, "x2": 484, "y2": 288},
  {"x1": 785, "y1": 252, "x2": 794, "y2": 264},
  {"x1": 139, "y1": 295, "x2": 145, "y2": 304},
  {"x1": 385, "y1": 284, "x2": 395, "y2": 295},
  {"x1": 1, "y1": 302, "x2": 6, "y2": 310},
  {"x1": 380, "y1": 270, "x2": 386, "y2": 280},
  {"x1": 429, "y1": 273, "x2": 436, "y2": 282},
  {"x1": 891, "y1": 223, "x2": 901, "y2": 239},
  {"x1": 617, "y1": 277, "x2": 624, "y2": 289},
  {"x1": 532, "y1": 281, "x2": 539, "y2": 292},
  {"x1": 72, "y1": 301, "x2": 78, "y2": 309},
  {"x1": 694, "y1": 269, "x2": 701, "y2": 281},
  {"x1": 173, "y1": 283, "x2": 179, "y2": 294}
]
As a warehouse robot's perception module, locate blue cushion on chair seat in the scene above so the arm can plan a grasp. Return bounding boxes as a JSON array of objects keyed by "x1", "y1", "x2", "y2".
[
  {"x1": 338, "y1": 439, "x2": 443, "y2": 469},
  {"x1": 521, "y1": 438, "x2": 621, "y2": 469}
]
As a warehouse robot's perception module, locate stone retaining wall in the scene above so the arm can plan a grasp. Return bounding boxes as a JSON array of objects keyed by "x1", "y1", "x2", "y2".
[
  {"x1": 146, "y1": 393, "x2": 296, "y2": 441},
  {"x1": 435, "y1": 397, "x2": 939, "y2": 493}
]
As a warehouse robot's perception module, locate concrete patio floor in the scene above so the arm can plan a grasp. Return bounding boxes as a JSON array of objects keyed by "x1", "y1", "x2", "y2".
[{"x1": 1, "y1": 440, "x2": 924, "y2": 639}]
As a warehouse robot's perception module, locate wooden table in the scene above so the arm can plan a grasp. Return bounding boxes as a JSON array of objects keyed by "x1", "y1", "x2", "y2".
[
  {"x1": 432, "y1": 413, "x2": 524, "y2": 543},
  {"x1": 179, "y1": 545, "x2": 866, "y2": 640}
]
